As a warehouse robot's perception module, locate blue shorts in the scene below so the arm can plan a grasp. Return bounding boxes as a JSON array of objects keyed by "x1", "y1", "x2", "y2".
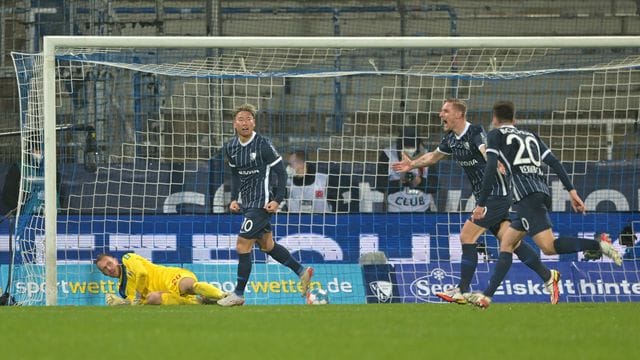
[
  {"x1": 239, "y1": 208, "x2": 272, "y2": 239},
  {"x1": 473, "y1": 196, "x2": 511, "y2": 236},
  {"x1": 510, "y1": 192, "x2": 553, "y2": 236}
]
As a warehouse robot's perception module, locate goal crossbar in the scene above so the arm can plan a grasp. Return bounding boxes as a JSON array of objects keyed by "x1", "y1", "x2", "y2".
[{"x1": 43, "y1": 35, "x2": 640, "y2": 50}]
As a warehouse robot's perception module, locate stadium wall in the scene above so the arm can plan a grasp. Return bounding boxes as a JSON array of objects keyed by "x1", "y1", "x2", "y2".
[
  {"x1": 1, "y1": 260, "x2": 638, "y2": 305},
  {"x1": 0, "y1": 212, "x2": 637, "y2": 265}
]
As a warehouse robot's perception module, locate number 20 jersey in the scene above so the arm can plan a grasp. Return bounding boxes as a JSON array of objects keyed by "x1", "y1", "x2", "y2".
[{"x1": 485, "y1": 125, "x2": 551, "y2": 202}]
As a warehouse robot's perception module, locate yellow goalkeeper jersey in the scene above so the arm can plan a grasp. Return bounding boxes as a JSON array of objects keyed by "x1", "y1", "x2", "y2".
[{"x1": 118, "y1": 253, "x2": 196, "y2": 301}]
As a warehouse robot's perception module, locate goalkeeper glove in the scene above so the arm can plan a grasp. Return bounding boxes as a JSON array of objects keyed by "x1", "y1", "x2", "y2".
[
  {"x1": 105, "y1": 293, "x2": 131, "y2": 306},
  {"x1": 131, "y1": 291, "x2": 145, "y2": 305}
]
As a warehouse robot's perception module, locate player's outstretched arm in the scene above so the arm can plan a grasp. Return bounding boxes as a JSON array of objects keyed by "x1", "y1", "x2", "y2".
[
  {"x1": 391, "y1": 152, "x2": 413, "y2": 172},
  {"x1": 543, "y1": 152, "x2": 585, "y2": 213},
  {"x1": 543, "y1": 152, "x2": 575, "y2": 192},
  {"x1": 568, "y1": 189, "x2": 586, "y2": 214},
  {"x1": 392, "y1": 151, "x2": 444, "y2": 172}
]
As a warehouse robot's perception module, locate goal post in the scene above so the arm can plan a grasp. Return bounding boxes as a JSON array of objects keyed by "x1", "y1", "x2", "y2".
[{"x1": 13, "y1": 35, "x2": 640, "y2": 305}]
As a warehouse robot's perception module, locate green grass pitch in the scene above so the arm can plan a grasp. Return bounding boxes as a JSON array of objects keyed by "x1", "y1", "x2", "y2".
[{"x1": 1, "y1": 303, "x2": 639, "y2": 359}]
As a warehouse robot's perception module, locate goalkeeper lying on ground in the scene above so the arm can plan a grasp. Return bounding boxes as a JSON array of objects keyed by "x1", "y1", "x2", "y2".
[{"x1": 96, "y1": 252, "x2": 227, "y2": 305}]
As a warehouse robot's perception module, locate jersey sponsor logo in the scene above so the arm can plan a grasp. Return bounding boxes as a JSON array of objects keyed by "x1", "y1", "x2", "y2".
[
  {"x1": 458, "y1": 158, "x2": 479, "y2": 167},
  {"x1": 238, "y1": 169, "x2": 259, "y2": 175},
  {"x1": 518, "y1": 165, "x2": 543, "y2": 174}
]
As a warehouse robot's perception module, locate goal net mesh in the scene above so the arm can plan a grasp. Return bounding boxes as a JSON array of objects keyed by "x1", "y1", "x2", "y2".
[{"x1": 10, "y1": 42, "x2": 640, "y2": 305}]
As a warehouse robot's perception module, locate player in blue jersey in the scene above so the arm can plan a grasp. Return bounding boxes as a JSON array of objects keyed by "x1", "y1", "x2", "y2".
[
  {"x1": 393, "y1": 99, "x2": 558, "y2": 304},
  {"x1": 217, "y1": 104, "x2": 314, "y2": 307},
  {"x1": 466, "y1": 100, "x2": 622, "y2": 309}
]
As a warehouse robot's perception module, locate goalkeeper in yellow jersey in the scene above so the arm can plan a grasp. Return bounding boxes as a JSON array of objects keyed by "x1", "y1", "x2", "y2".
[{"x1": 95, "y1": 252, "x2": 227, "y2": 306}]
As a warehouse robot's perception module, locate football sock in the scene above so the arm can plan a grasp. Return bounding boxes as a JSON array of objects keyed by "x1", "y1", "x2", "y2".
[
  {"x1": 193, "y1": 281, "x2": 226, "y2": 300},
  {"x1": 459, "y1": 243, "x2": 478, "y2": 293},
  {"x1": 267, "y1": 242, "x2": 303, "y2": 275},
  {"x1": 161, "y1": 293, "x2": 198, "y2": 305},
  {"x1": 553, "y1": 236, "x2": 600, "y2": 254},
  {"x1": 484, "y1": 251, "x2": 513, "y2": 297},
  {"x1": 235, "y1": 252, "x2": 252, "y2": 296},
  {"x1": 514, "y1": 241, "x2": 551, "y2": 281}
]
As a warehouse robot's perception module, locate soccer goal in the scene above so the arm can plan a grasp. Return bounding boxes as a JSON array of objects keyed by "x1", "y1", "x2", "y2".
[{"x1": 9, "y1": 36, "x2": 640, "y2": 306}]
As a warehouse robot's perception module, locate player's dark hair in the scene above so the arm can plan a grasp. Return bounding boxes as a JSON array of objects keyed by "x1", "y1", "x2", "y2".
[
  {"x1": 493, "y1": 101, "x2": 515, "y2": 123},
  {"x1": 94, "y1": 253, "x2": 112, "y2": 264}
]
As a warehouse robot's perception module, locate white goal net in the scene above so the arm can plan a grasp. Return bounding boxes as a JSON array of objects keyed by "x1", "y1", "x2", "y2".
[{"x1": 9, "y1": 36, "x2": 640, "y2": 305}]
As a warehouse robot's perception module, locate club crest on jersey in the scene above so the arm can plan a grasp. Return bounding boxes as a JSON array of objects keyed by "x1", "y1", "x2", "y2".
[
  {"x1": 464, "y1": 142, "x2": 470, "y2": 150},
  {"x1": 250, "y1": 152, "x2": 256, "y2": 161}
]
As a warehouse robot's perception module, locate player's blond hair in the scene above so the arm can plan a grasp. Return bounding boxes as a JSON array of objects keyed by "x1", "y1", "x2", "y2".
[
  {"x1": 444, "y1": 98, "x2": 467, "y2": 117},
  {"x1": 233, "y1": 103, "x2": 257, "y2": 119}
]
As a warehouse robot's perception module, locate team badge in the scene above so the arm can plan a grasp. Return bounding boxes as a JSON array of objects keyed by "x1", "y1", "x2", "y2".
[
  {"x1": 250, "y1": 152, "x2": 256, "y2": 161},
  {"x1": 464, "y1": 142, "x2": 470, "y2": 150},
  {"x1": 369, "y1": 281, "x2": 394, "y2": 302}
]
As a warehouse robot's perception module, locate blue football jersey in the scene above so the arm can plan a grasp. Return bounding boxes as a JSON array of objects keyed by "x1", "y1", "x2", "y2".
[
  {"x1": 224, "y1": 132, "x2": 282, "y2": 209},
  {"x1": 437, "y1": 122, "x2": 509, "y2": 199},
  {"x1": 485, "y1": 125, "x2": 551, "y2": 202}
]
